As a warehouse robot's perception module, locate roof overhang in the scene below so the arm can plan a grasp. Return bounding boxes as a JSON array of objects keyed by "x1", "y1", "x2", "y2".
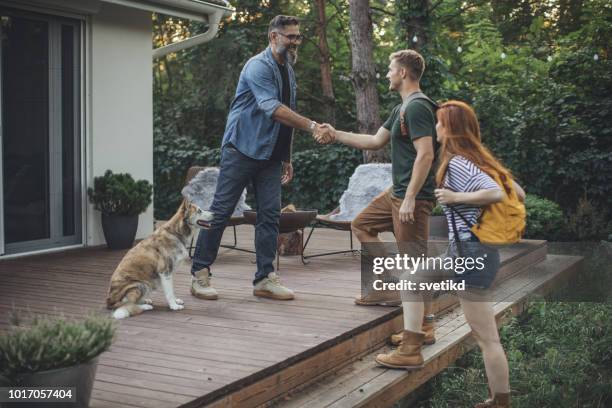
[
  {"x1": 101, "y1": 1, "x2": 234, "y2": 59},
  {"x1": 100, "y1": 0, "x2": 233, "y2": 23},
  {"x1": 1, "y1": 0, "x2": 234, "y2": 58},
  {"x1": 0, "y1": 1, "x2": 233, "y2": 22}
]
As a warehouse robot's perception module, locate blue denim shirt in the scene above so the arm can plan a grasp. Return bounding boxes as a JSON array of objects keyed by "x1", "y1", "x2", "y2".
[{"x1": 221, "y1": 46, "x2": 297, "y2": 161}]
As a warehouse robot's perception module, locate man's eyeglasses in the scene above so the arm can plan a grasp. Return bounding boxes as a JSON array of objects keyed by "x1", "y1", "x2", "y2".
[{"x1": 275, "y1": 32, "x2": 304, "y2": 42}]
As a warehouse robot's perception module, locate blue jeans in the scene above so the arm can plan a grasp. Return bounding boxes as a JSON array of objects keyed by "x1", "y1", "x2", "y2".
[{"x1": 191, "y1": 144, "x2": 282, "y2": 284}]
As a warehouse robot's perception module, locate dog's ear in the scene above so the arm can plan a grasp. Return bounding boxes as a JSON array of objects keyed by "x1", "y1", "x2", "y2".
[
  {"x1": 180, "y1": 198, "x2": 190, "y2": 211},
  {"x1": 181, "y1": 199, "x2": 194, "y2": 223}
]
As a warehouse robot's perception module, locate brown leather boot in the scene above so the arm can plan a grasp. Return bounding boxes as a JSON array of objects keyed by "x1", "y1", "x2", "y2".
[
  {"x1": 375, "y1": 330, "x2": 425, "y2": 369},
  {"x1": 474, "y1": 392, "x2": 510, "y2": 408},
  {"x1": 354, "y1": 290, "x2": 400, "y2": 306},
  {"x1": 390, "y1": 317, "x2": 436, "y2": 346}
]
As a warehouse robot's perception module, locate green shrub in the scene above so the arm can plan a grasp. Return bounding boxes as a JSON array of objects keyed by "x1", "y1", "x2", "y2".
[
  {"x1": 153, "y1": 134, "x2": 362, "y2": 219},
  {"x1": 284, "y1": 145, "x2": 362, "y2": 213},
  {"x1": 419, "y1": 302, "x2": 612, "y2": 408},
  {"x1": 87, "y1": 170, "x2": 153, "y2": 216},
  {"x1": 431, "y1": 205, "x2": 444, "y2": 216},
  {"x1": 153, "y1": 130, "x2": 221, "y2": 220},
  {"x1": 524, "y1": 194, "x2": 565, "y2": 240},
  {"x1": 0, "y1": 313, "x2": 116, "y2": 379},
  {"x1": 567, "y1": 197, "x2": 612, "y2": 241}
]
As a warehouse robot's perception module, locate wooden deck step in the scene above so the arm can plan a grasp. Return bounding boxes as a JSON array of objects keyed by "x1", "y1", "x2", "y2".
[
  {"x1": 0, "y1": 227, "x2": 557, "y2": 408},
  {"x1": 192, "y1": 241, "x2": 551, "y2": 408},
  {"x1": 273, "y1": 254, "x2": 583, "y2": 408}
]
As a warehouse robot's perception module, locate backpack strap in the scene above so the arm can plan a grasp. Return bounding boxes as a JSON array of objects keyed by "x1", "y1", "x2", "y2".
[
  {"x1": 446, "y1": 165, "x2": 475, "y2": 229},
  {"x1": 444, "y1": 158, "x2": 479, "y2": 244},
  {"x1": 399, "y1": 92, "x2": 439, "y2": 138}
]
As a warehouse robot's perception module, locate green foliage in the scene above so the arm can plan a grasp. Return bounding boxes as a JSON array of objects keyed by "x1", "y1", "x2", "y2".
[
  {"x1": 418, "y1": 302, "x2": 612, "y2": 407},
  {"x1": 431, "y1": 205, "x2": 444, "y2": 216},
  {"x1": 153, "y1": 140, "x2": 359, "y2": 220},
  {"x1": 0, "y1": 313, "x2": 116, "y2": 379},
  {"x1": 567, "y1": 197, "x2": 612, "y2": 241},
  {"x1": 284, "y1": 145, "x2": 362, "y2": 213},
  {"x1": 523, "y1": 194, "x2": 565, "y2": 240},
  {"x1": 87, "y1": 170, "x2": 153, "y2": 216},
  {"x1": 153, "y1": 128, "x2": 220, "y2": 219},
  {"x1": 152, "y1": 0, "x2": 612, "y2": 236}
]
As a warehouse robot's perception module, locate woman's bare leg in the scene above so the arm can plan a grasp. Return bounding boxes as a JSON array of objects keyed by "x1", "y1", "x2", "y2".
[{"x1": 460, "y1": 296, "x2": 510, "y2": 394}]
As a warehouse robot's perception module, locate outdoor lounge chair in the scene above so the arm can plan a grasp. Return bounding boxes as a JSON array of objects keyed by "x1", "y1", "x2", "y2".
[
  {"x1": 302, "y1": 207, "x2": 358, "y2": 260},
  {"x1": 302, "y1": 163, "x2": 392, "y2": 260}
]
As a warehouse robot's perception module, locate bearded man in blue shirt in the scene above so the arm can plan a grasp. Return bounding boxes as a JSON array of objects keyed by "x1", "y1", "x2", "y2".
[{"x1": 190, "y1": 15, "x2": 330, "y2": 301}]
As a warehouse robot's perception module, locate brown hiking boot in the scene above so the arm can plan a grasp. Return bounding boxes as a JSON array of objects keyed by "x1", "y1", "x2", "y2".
[
  {"x1": 191, "y1": 267, "x2": 218, "y2": 300},
  {"x1": 375, "y1": 330, "x2": 425, "y2": 369},
  {"x1": 390, "y1": 316, "x2": 436, "y2": 346},
  {"x1": 474, "y1": 392, "x2": 511, "y2": 408},
  {"x1": 354, "y1": 289, "x2": 400, "y2": 306}
]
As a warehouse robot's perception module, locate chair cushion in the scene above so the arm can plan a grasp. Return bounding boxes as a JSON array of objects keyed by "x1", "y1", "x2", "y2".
[{"x1": 182, "y1": 167, "x2": 251, "y2": 217}]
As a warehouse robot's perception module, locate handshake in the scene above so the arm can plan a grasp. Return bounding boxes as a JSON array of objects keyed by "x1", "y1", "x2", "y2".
[{"x1": 312, "y1": 123, "x2": 336, "y2": 145}]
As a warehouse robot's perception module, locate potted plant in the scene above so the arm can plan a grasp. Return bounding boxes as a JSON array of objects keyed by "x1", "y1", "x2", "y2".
[
  {"x1": 0, "y1": 312, "x2": 116, "y2": 407},
  {"x1": 429, "y1": 204, "x2": 448, "y2": 238},
  {"x1": 88, "y1": 170, "x2": 153, "y2": 249}
]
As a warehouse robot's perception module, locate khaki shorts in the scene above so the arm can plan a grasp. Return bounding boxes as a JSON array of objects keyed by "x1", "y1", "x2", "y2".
[{"x1": 352, "y1": 188, "x2": 433, "y2": 254}]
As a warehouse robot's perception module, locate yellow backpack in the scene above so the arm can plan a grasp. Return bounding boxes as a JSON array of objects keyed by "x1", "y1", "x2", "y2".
[{"x1": 470, "y1": 171, "x2": 526, "y2": 244}]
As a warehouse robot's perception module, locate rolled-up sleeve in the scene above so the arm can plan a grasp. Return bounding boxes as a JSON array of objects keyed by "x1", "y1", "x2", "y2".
[{"x1": 244, "y1": 59, "x2": 281, "y2": 119}]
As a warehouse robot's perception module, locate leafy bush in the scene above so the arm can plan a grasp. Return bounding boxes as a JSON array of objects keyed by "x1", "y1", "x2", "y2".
[
  {"x1": 153, "y1": 133, "x2": 361, "y2": 220},
  {"x1": 567, "y1": 197, "x2": 612, "y2": 241},
  {"x1": 418, "y1": 302, "x2": 612, "y2": 408},
  {"x1": 284, "y1": 145, "x2": 362, "y2": 213},
  {"x1": 431, "y1": 205, "x2": 444, "y2": 216},
  {"x1": 88, "y1": 170, "x2": 153, "y2": 216},
  {"x1": 0, "y1": 313, "x2": 116, "y2": 379},
  {"x1": 524, "y1": 194, "x2": 565, "y2": 240},
  {"x1": 153, "y1": 129, "x2": 221, "y2": 220}
]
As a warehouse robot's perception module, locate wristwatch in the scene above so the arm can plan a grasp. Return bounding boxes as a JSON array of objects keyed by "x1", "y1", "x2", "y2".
[{"x1": 309, "y1": 120, "x2": 317, "y2": 133}]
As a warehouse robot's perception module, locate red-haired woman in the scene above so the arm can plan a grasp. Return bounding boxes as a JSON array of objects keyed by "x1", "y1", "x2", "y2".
[{"x1": 376, "y1": 100, "x2": 525, "y2": 408}]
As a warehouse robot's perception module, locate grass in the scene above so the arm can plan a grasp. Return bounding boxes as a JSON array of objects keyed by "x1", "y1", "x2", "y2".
[{"x1": 406, "y1": 241, "x2": 612, "y2": 407}]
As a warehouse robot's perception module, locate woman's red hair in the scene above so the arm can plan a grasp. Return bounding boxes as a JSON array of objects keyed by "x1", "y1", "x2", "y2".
[{"x1": 435, "y1": 100, "x2": 512, "y2": 189}]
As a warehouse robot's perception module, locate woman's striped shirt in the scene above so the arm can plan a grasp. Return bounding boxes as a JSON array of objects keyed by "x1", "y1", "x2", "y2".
[{"x1": 441, "y1": 156, "x2": 501, "y2": 241}]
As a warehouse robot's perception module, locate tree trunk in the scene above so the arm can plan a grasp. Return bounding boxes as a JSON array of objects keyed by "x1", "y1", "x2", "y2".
[
  {"x1": 348, "y1": 0, "x2": 388, "y2": 163},
  {"x1": 397, "y1": 0, "x2": 431, "y2": 51},
  {"x1": 316, "y1": 0, "x2": 336, "y2": 125}
]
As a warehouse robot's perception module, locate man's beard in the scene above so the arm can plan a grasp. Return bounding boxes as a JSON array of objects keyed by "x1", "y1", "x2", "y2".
[{"x1": 278, "y1": 44, "x2": 298, "y2": 65}]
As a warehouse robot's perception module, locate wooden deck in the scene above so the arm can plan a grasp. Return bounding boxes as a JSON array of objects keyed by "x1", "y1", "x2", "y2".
[{"x1": 0, "y1": 225, "x2": 581, "y2": 408}]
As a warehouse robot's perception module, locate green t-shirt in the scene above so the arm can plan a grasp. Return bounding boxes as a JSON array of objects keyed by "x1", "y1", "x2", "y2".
[{"x1": 382, "y1": 98, "x2": 437, "y2": 201}]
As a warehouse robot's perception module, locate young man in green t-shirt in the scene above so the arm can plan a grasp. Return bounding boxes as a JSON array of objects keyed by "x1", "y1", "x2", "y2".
[{"x1": 319, "y1": 50, "x2": 437, "y2": 343}]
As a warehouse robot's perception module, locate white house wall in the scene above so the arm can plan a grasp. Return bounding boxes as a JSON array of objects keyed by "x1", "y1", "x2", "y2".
[{"x1": 87, "y1": 3, "x2": 154, "y2": 246}]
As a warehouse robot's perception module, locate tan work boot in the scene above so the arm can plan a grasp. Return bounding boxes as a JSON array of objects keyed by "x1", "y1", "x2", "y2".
[
  {"x1": 390, "y1": 316, "x2": 436, "y2": 346},
  {"x1": 253, "y1": 272, "x2": 295, "y2": 300},
  {"x1": 354, "y1": 289, "x2": 400, "y2": 306},
  {"x1": 475, "y1": 392, "x2": 511, "y2": 408},
  {"x1": 375, "y1": 330, "x2": 425, "y2": 369},
  {"x1": 191, "y1": 267, "x2": 218, "y2": 300}
]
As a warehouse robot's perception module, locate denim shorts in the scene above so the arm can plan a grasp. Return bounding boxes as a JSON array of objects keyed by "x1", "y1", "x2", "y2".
[{"x1": 446, "y1": 235, "x2": 501, "y2": 289}]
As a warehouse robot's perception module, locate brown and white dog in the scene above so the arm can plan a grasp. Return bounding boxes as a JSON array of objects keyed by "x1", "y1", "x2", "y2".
[{"x1": 106, "y1": 199, "x2": 213, "y2": 319}]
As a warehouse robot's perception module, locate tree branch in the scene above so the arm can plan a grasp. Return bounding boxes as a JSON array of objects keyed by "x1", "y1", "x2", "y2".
[
  {"x1": 429, "y1": 0, "x2": 445, "y2": 13},
  {"x1": 439, "y1": 3, "x2": 483, "y2": 24},
  {"x1": 370, "y1": 6, "x2": 395, "y2": 17}
]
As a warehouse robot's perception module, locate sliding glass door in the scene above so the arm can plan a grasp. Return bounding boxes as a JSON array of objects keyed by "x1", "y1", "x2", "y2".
[{"x1": 0, "y1": 8, "x2": 82, "y2": 254}]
